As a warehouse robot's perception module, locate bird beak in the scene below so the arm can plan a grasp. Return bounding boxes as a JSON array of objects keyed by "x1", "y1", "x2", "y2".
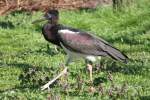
[
  {"x1": 32, "y1": 13, "x2": 52, "y2": 24},
  {"x1": 32, "y1": 17, "x2": 47, "y2": 24}
]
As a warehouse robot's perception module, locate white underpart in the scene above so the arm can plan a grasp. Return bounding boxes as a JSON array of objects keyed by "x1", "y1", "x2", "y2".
[
  {"x1": 86, "y1": 56, "x2": 96, "y2": 62},
  {"x1": 60, "y1": 43, "x2": 97, "y2": 64},
  {"x1": 58, "y1": 29, "x2": 79, "y2": 34}
]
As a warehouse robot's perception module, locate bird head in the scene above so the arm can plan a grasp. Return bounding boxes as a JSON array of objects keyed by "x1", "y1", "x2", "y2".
[
  {"x1": 32, "y1": 10, "x2": 59, "y2": 24},
  {"x1": 44, "y1": 10, "x2": 59, "y2": 20}
]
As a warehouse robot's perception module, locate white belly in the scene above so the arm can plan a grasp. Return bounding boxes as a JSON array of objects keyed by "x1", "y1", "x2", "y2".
[{"x1": 60, "y1": 43, "x2": 100, "y2": 62}]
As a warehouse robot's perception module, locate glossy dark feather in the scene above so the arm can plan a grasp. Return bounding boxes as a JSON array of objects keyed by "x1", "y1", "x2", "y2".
[
  {"x1": 58, "y1": 29, "x2": 128, "y2": 63},
  {"x1": 42, "y1": 24, "x2": 61, "y2": 47},
  {"x1": 41, "y1": 20, "x2": 128, "y2": 63}
]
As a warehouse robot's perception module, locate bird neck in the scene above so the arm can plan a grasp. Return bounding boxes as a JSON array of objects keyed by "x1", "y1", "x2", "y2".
[
  {"x1": 42, "y1": 23, "x2": 60, "y2": 47},
  {"x1": 48, "y1": 19, "x2": 59, "y2": 25}
]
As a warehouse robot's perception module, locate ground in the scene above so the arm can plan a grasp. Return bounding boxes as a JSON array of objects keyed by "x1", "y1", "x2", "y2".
[{"x1": 0, "y1": 0, "x2": 150, "y2": 99}]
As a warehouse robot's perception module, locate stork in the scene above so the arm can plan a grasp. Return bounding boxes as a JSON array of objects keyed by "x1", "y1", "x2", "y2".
[{"x1": 32, "y1": 10, "x2": 128, "y2": 90}]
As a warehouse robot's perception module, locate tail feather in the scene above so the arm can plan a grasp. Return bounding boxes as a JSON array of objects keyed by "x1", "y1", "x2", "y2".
[
  {"x1": 95, "y1": 37, "x2": 128, "y2": 63},
  {"x1": 105, "y1": 45, "x2": 128, "y2": 63}
]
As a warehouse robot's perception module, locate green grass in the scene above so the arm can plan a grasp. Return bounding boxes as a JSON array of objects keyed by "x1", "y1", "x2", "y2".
[{"x1": 0, "y1": 0, "x2": 150, "y2": 99}]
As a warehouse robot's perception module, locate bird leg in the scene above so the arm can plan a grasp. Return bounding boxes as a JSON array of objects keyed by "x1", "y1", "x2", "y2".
[
  {"x1": 87, "y1": 63, "x2": 93, "y2": 83},
  {"x1": 54, "y1": 45, "x2": 59, "y2": 53},
  {"x1": 41, "y1": 67, "x2": 67, "y2": 90},
  {"x1": 41, "y1": 56, "x2": 71, "y2": 90},
  {"x1": 66, "y1": 56, "x2": 72, "y2": 66}
]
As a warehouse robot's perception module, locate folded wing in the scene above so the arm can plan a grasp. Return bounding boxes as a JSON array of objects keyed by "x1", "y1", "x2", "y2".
[{"x1": 58, "y1": 29, "x2": 128, "y2": 63}]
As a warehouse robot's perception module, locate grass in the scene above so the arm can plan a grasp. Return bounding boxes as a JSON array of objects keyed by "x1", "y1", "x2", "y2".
[{"x1": 0, "y1": 0, "x2": 150, "y2": 99}]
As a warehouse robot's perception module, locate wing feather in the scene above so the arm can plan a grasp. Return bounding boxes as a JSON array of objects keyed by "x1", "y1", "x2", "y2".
[
  {"x1": 58, "y1": 30, "x2": 108, "y2": 56},
  {"x1": 58, "y1": 29, "x2": 128, "y2": 63}
]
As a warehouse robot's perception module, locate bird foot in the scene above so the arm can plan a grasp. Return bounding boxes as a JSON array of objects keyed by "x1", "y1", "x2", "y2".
[
  {"x1": 88, "y1": 86, "x2": 96, "y2": 93},
  {"x1": 41, "y1": 67, "x2": 67, "y2": 90}
]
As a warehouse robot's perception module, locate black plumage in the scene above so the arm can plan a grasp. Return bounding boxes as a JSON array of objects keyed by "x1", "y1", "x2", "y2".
[
  {"x1": 42, "y1": 23, "x2": 128, "y2": 63},
  {"x1": 58, "y1": 30, "x2": 128, "y2": 63}
]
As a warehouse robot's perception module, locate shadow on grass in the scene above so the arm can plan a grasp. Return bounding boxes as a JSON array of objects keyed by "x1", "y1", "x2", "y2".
[
  {"x1": 93, "y1": 77, "x2": 107, "y2": 86},
  {"x1": 0, "y1": 60, "x2": 147, "y2": 95},
  {"x1": 0, "y1": 62, "x2": 57, "y2": 92},
  {"x1": 98, "y1": 59, "x2": 147, "y2": 76},
  {"x1": 0, "y1": 60, "x2": 64, "y2": 94},
  {"x1": 0, "y1": 21, "x2": 15, "y2": 29},
  {"x1": 140, "y1": 96, "x2": 150, "y2": 100}
]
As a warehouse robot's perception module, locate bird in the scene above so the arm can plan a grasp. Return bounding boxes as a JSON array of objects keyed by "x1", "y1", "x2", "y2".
[{"x1": 32, "y1": 10, "x2": 128, "y2": 90}]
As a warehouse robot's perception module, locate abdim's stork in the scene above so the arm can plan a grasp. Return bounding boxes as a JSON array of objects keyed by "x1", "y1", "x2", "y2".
[{"x1": 33, "y1": 10, "x2": 128, "y2": 90}]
